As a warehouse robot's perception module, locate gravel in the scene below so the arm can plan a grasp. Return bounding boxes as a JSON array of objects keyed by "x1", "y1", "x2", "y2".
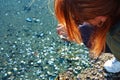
[
  {"x1": 0, "y1": 0, "x2": 91, "y2": 80},
  {"x1": 56, "y1": 53, "x2": 120, "y2": 80}
]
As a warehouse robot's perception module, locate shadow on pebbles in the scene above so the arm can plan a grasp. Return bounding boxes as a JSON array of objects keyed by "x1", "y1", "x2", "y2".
[{"x1": 55, "y1": 53, "x2": 120, "y2": 80}]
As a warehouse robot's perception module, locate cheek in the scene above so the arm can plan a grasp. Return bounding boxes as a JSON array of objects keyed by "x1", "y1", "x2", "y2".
[{"x1": 87, "y1": 19, "x2": 99, "y2": 26}]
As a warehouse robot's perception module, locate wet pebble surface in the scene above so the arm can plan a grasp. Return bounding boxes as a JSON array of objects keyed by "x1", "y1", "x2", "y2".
[{"x1": 0, "y1": 0, "x2": 91, "y2": 80}]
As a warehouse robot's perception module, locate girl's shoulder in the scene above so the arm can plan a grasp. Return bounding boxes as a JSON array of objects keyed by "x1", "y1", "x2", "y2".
[{"x1": 109, "y1": 22, "x2": 120, "y2": 36}]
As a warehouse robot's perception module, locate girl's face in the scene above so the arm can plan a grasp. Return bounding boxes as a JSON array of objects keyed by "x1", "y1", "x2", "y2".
[{"x1": 87, "y1": 16, "x2": 107, "y2": 27}]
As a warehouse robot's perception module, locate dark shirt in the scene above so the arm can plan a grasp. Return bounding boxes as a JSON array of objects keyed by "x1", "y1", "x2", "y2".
[{"x1": 106, "y1": 22, "x2": 120, "y2": 60}]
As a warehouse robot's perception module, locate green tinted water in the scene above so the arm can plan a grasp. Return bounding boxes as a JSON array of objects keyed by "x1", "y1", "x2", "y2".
[{"x1": 0, "y1": 0, "x2": 91, "y2": 80}]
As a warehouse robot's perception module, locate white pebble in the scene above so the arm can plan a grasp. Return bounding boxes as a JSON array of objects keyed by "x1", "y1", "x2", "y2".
[
  {"x1": 21, "y1": 60, "x2": 26, "y2": 64},
  {"x1": 12, "y1": 45, "x2": 16, "y2": 48},
  {"x1": 7, "y1": 71, "x2": 12, "y2": 75},
  {"x1": 37, "y1": 60, "x2": 41, "y2": 64},
  {"x1": 49, "y1": 31, "x2": 51, "y2": 34},
  {"x1": 13, "y1": 68, "x2": 18, "y2": 71},
  {"x1": 1, "y1": 48, "x2": 4, "y2": 50}
]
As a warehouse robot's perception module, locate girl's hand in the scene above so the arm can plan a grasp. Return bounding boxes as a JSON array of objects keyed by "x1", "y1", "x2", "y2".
[{"x1": 56, "y1": 24, "x2": 69, "y2": 41}]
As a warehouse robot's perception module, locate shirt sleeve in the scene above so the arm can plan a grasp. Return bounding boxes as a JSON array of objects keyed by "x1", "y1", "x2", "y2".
[{"x1": 106, "y1": 26, "x2": 120, "y2": 61}]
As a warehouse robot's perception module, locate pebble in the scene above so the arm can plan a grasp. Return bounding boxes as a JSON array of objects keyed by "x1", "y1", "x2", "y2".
[
  {"x1": 18, "y1": 1, "x2": 21, "y2": 3},
  {"x1": 8, "y1": 76, "x2": 15, "y2": 80},
  {"x1": 40, "y1": 22, "x2": 43, "y2": 25},
  {"x1": 92, "y1": 72, "x2": 97, "y2": 76},
  {"x1": 14, "y1": 41, "x2": 17, "y2": 44},
  {"x1": 79, "y1": 49, "x2": 84, "y2": 52},
  {"x1": 71, "y1": 57, "x2": 80, "y2": 60},
  {"x1": 55, "y1": 66, "x2": 59, "y2": 71},
  {"x1": 26, "y1": 18, "x2": 32, "y2": 22},
  {"x1": 40, "y1": 33, "x2": 44, "y2": 37},
  {"x1": 17, "y1": 37, "x2": 21, "y2": 41},
  {"x1": 37, "y1": 60, "x2": 41, "y2": 64},
  {"x1": 34, "y1": 19, "x2": 40, "y2": 23},
  {"x1": 19, "y1": 49, "x2": 25, "y2": 54},
  {"x1": 49, "y1": 31, "x2": 52, "y2": 35},
  {"x1": 85, "y1": 51, "x2": 89, "y2": 54},
  {"x1": 7, "y1": 71, "x2": 12, "y2": 75},
  {"x1": 5, "y1": 13, "x2": 9, "y2": 16},
  {"x1": 48, "y1": 60, "x2": 54, "y2": 65},
  {"x1": 13, "y1": 68, "x2": 18, "y2": 71},
  {"x1": 21, "y1": 60, "x2": 26, "y2": 64},
  {"x1": 12, "y1": 45, "x2": 16, "y2": 48},
  {"x1": 1, "y1": 47, "x2": 4, "y2": 50}
]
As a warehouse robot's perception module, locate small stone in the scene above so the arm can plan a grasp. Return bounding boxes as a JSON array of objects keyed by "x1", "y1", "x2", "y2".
[
  {"x1": 68, "y1": 68, "x2": 73, "y2": 72},
  {"x1": 49, "y1": 31, "x2": 51, "y2": 35},
  {"x1": 12, "y1": 45, "x2": 16, "y2": 48},
  {"x1": 80, "y1": 43, "x2": 84, "y2": 46},
  {"x1": 72, "y1": 57, "x2": 79, "y2": 60},
  {"x1": 37, "y1": 60, "x2": 41, "y2": 64},
  {"x1": 40, "y1": 74, "x2": 45, "y2": 78},
  {"x1": 16, "y1": 12, "x2": 20, "y2": 15},
  {"x1": 99, "y1": 74, "x2": 103, "y2": 78},
  {"x1": 47, "y1": 71, "x2": 52, "y2": 75},
  {"x1": 1, "y1": 47, "x2": 4, "y2": 50},
  {"x1": 98, "y1": 69, "x2": 103, "y2": 73},
  {"x1": 19, "y1": 49, "x2": 24, "y2": 54},
  {"x1": 92, "y1": 72, "x2": 97, "y2": 76},
  {"x1": 26, "y1": 18, "x2": 32, "y2": 22},
  {"x1": 21, "y1": 60, "x2": 26, "y2": 64},
  {"x1": 79, "y1": 49, "x2": 84, "y2": 53},
  {"x1": 34, "y1": 19, "x2": 40, "y2": 23},
  {"x1": 13, "y1": 68, "x2": 18, "y2": 71},
  {"x1": 40, "y1": 33, "x2": 44, "y2": 37},
  {"x1": 8, "y1": 76, "x2": 15, "y2": 80},
  {"x1": 31, "y1": 62, "x2": 34, "y2": 65},
  {"x1": 5, "y1": 13, "x2": 9, "y2": 16},
  {"x1": 17, "y1": 37, "x2": 21, "y2": 41},
  {"x1": 85, "y1": 51, "x2": 89, "y2": 54},
  {"x1": 7, "y1": 71, "x2": 12, "y2": 75},
  {"x1": 40, "y1": 22, "x2": 43, "y2": 25},
  {"x1": 47, "y1": 37, "x2": 50, "y2": 40},
  {"x1": 48, "y1": 60, "x2": 54, "y2": 65},
  {"x1": 18, "y1": 1, "x2": 21, "y2": 3},
  {"x1": 14, "y1": 41, "x2": 17, "y2": 44},
  {"x1": 36, "y1": 70, "x2": 41, "y2": 75},
  {"x1": 4, "y1": 73, "x2": 7, "y2": 76}
]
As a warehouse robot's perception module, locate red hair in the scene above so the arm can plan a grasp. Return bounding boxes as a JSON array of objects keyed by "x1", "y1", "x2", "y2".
[{"x1": 54, "y1": 0, "x2": 120, "y2": 57}]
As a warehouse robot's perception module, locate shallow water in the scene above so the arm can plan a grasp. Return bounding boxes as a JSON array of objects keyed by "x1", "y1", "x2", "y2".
[{"x1": 0, "y1": 0, "x2": 91, "y2": 80}]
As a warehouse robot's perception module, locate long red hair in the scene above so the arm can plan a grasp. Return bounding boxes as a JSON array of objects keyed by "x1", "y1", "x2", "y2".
[{"x1": 54, "y1": 0, "x2": 120, "y2": 57}]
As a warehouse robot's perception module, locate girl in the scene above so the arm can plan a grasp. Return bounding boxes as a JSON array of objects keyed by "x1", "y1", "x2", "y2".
[{"x1": 54, "y1": 0, "x2": 120, "y2": 73}]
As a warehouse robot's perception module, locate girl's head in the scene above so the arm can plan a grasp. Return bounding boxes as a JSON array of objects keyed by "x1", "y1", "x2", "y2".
[{"x1": 54, "y1": 0, "x2": 120, "y2": 57}]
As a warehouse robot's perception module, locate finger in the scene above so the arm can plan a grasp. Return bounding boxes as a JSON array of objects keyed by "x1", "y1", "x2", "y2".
[
  {"x1": 58, "y1": 31, "x2": 67, "y2": 36},
  {"x1": 59, "y1": 35, "x2": 68, "y2": 41},
  {"x1": 56, "y1": 24, "x2": 65, "y2": 30},
  {"x1": 56, "y1": 26, "x2": 64, "y2": 31},
  {"x1": 57, "y1": 24, "x2": 64, "y2": 27},
  {"x1": 56, "y1": 27, "x2": 66, "y2": 35}
]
